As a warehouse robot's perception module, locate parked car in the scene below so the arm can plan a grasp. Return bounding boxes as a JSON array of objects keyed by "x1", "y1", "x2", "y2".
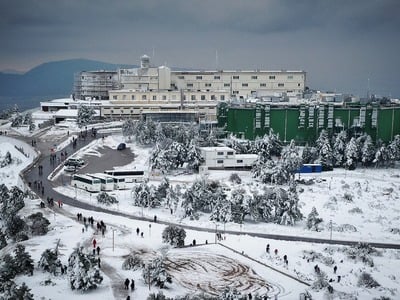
[
  {"x1": 64, "y1": 165, "x2": 78, "y2": 173},
  {"x1": 117, "y1": 143, "x2": 126, "y2": 150},
  {"x1": 65, "y1": 158, "x2": 85, "y2": 167}
]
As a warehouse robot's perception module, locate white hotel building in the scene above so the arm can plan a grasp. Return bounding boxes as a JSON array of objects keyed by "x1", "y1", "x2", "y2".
[{"x1": 72, "y1": 55, "x2": 306, "y2": 122}]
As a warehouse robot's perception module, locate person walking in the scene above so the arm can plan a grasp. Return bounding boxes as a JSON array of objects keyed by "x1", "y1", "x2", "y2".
[
  {"x1": 124, "y1": 278, "x2": 130, "y2": 290},
  {"x1": 136, "y1": 227, "x2": 140, "y2": 235},
  {"x1": 96, "y1": 246, "x2": 100, "y2": 255},
  {"x1": 93, "y1": 239, "x2": 97, "y2": 248},
  {"x1": 130, "y1": 279, "x2": 135, "y2": 290}
]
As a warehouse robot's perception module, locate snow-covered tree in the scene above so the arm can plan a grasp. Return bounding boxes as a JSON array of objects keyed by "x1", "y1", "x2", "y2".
[
  {"x1": 278, "y1": 182, "x2": 303, "y2": 225},
  {"x1": 306, "y1": 207, "x2": 323, "y2": 231},
  {"x1": 0, "y1": 186, "x2": 25, "y2": 218},
  {"x1": 315, "y1": 130, "x2": 333, "y2": 170},
  {"x1": 388, "y1": 135, "x2": 400, "y2": 162},
  {"x1": 229, "y1": 173, "x2": 242, "y2": 184},
  {"x1": 230, "y1": 188, "x2": 249, "y2": 224},
  {"x1": 0, "y1": 151, "x2": 12, "y2": 168},
  {"x1": 154, "y1": 177, "x2": 170, "y2": 203},
  {"x1": 248, "y1": 190, "x2": 274, "y2": 222},
  {"x1": 77, "y1": 105, "x2": 95, "y2": 128},
  {"x1": 164, "y1": 185, "x2": 180, "y2": 213},
  {"x1": 302, "y1": 144, "x2": 318, "y2": 164},
  {"x1": 361, "y1": 135, "x2": 376, "y2": 166},
  {"x1": 0, "y1": 281, "x2": 34, "y2": 300},
  {"x1": 281, "y1": 139, "x2": 303, "y2": 176},
  {"x1": 11, "y1": 113, "x2": 23, "y2": 127},
  {"x1": 14, "y1": 244, "x2": 34, "y2": 276},
  {"x1": 97, "y1": 192, "x2": 119, "y2": 206},
  {"x1": 26, "y1": 212, "x2": 50, "y2": 235},
  {"x1": 373, "y1": 145, "x2": 389, "y2": 167},
  {"x1": 344, "y1": 137, "x2": 359, "y2": 169},
  {"x1": 186, "y1": 140, "x2": 203, "y2": 172},
  {"x1": 38, "y1": 249, "x2": 64, "y2": 276},
  {"x1": 135, "y1": 118, "x2": 157, "y2": 145},
  {"x1": 209, "y1": 192, "x2": 231, "y2": 223},
  {"x1": 67, "y1": 247, "x2": 103, "y2": 291},
  {"x1": 162, "y1": 225, "x2": 186, "y2": 247},
  {"x1": 4, "y1": 215, "x2": 27, "y2": 239},
  {"x1": 0, "y1": 254, "x2": 16, "y2": 282},
  {"x1": 219, "y1": 287, "x2": 246, "y2": 300},
  {"x1": 142, "y1": 257, "x2": 172, "y2": 288},
  {"x1": 332, "y1": 130, "x2": 347, "y2": 167},
  {"x1": 122, "y1": 119, "x2": 136, "y2": 141},
  {"x1": 357, "y1": 272, "x2": 380, "y2": 288}
]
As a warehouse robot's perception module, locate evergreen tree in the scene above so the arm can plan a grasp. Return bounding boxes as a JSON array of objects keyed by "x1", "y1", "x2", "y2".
[
  {"x1": 230, "y1": 188, "x2": 249, "y2": 224},
  {"x1": 0, "y1": 151, "x2": 12, "y2": 167},
  {"x1": 315, "y1": 130, "x2": 333, "y2": 170},
  {"x1": 306, "y1": 207, "x2": 323, "y2": 230},
  {"x1": 77, "y1": 105, "x2": 95, "y2": 128},
  {"x1": 186, "y1": 140, "x2": 203, "y2": 171},
  {"x1": 387, "y1": 135, "x2": 400, "y2": 162},
  {"x1": 165, "y1": 186, "x2": 179, "y2": 213},
  {"x1": 5, "y1": 215, "x2": 27, "y2": 239},
  {"x1": 122, "y1": 254, "x2": 143, "y2": 270},
  {"x1": 162, "y1": 225, "x2": 186, "y2": 247},
  {"x1": 142, "y1": 257, "x2": 172, "y2": 288},
  {"x1": 281, "y1": 139, "x2": 303, "y2": 176},
  {"x1": 0, "y1": 254, "x2": 16, "y2": 282},
  {"x1": 302, "y1": 144, "x2": 318, "y2": 164},
  {"x1": 122, "y1": 119, "x2": 136, "y2": 141},
  {"x1": 38, "y1": 249, "x2": 64, "y2": 275},
  {"x1": 13, "y1": 282, "x2": 34, "y2": 300},
  {"x1": 131, "y1": 182, "x2": 157, "y2": 208},
  {"x1": 268, "y1": 129, "x2": 283, "y2": 157},
  {"x1": 14, "y1": 244, "x2": 34, "y2": 276},
  {"x1": 68, "y1": 247, "x2": 103, "y2": 291},
  {"x1": 27, "y1": 212, "x2": 50, "y2": 236},
  {"x1": 209, "y1": 192, "x2": 231, "y2": 223},
  {"x1": 278, "y1": 182, "x2": 303, "y2": 225},
  {"x1": 373, "y1": 145, "x2": 389, "y2": 167},
  {"x1": 155, "y1": 177, "x2": 170, "y2": 202},
  {"x1": 361, "y1": 135, "x2": 376, "y2": 166},
  {"x1": 332, "y1": 130, "x2": 347, "y2": 167},
  {"x1": 344, "y1": 137, "x2": 359, "y2": 169}
]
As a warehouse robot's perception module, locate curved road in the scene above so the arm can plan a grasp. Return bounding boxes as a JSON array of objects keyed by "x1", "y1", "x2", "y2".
[{"x1": 20, "y1": 129, "x2": 400, "y2": 250}]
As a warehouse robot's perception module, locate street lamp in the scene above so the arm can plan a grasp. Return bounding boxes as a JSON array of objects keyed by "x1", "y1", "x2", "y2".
[
  {"x1": 112, "y1": 228, "x2": 116, "y2": 252},
  {"x1": 149, "y1": 224, "x2": 151, "y2": 237}
]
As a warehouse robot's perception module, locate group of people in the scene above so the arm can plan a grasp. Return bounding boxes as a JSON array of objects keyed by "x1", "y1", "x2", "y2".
[
  {"x1": 37, "y1": 164, "x2": 44, "y2": 175},
  {"x1": 29, "y1": 180, "x2": 44, "y2": 195},
  {"x1": 124, "y1": 278, "x2": 135, "y2": 291}
]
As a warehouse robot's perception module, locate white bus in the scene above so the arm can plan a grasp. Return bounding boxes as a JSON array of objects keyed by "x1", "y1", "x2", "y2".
[
  {"x1": 104, "y1": 170, "x2": 145, "y2": 183},
  {"x1": 110, "y1": 176, "x2": 126, "y2": 190},
  {"x1": 87, "y1": 173, "x2": 114, "y2": 191},
  {"x1": 71, "y1": 174, "x2": 101, "y2": 192}
]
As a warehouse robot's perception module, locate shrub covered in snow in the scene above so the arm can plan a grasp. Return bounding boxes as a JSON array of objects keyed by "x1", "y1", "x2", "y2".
[
  {"x1": 97, "y1": 192, "x2": 119, "y2": 206},
  {"x1": 38, "y1": 249, "x2": 64, "y2": 276},
  {"x1": 26, "y1": 212, "x2": 50, "y2": 235},
  {"x1": 162, "y1": 225, "x2": 186, "y2": 247},
  {"x1": 122, "y1": 254, "x2": 143, "y2": 270},
  {"x1": 357, "y1": 272, "x2": 380, "y2": 288},
  {"x1": 229, "y1": 173, "x2": 242, "y2": 184},
  {"x1": 348, "y1": 207, "x2": 363, "y2": 214},
  {"x1": 345, "y1": 242, "x2": 381, "y2": 267},
  {"x1": 0, "y1": 151, "x2": 12, "y2": 167},
  {"x1": 306, "y1": 207, "x2": 323, "y2": 231}
]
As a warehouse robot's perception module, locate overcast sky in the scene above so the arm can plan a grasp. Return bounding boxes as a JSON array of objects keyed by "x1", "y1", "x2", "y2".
[{"x1": 1, "y1": 0, "x2": 399, "y2": 97}]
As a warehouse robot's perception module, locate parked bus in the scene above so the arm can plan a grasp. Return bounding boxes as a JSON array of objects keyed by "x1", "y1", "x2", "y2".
[
  {"x1": 104, "y1": 170, "x2": 145, "y2": 183},
  {"x1": 87, "y1": 173, "x2": 114, "y2": 191},
  {"x1": 71, "y1": 174, "x2": 101, "y2": 192}
]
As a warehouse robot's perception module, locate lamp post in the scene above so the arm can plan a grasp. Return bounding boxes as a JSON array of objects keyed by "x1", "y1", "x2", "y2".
[
  {"x1": 112, "y1": 228, "x2": 116, "y2": 252},
  {"x1": 149, "y1": 224, "x2": 151, "y2": 238},
  {"x1": 329, "y1": 220, "x2": 333, "y2": 241}
]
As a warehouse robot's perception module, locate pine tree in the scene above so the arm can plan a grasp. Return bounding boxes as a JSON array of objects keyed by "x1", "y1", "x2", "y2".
[
  {"x1": 186, "y1": 140, "x2": 203, "y2": 171},
  {"x1": 14, "y1": 244, "x2": 34, "y2": 276},
  {"x1": 344, "y1": 137, "x2": 359, "y2": 169},
  {"x1": 38, "y1": 249, "x2": 63, "y2": 275},
  {"x1": 332, "y1": 130, "x2": 347, "y2": 167},
  {"x1": 306, "y1": 207, "x2": 323, "y2": 230},
  {"x1": 0, "y1": 151, "x2": 12, "y2": 167},
  {"x1": 13, "y1": 282, "x2": 34, "y2": 300},
  {"x1": 0, "y1": 254, "x2": 16, "y2": 282},
  {"x1": 302, "y1": 144, "x2": 318, "y2": 164},
  {"x1": 387, "y1": 135, "x2": 400, "y2": 162},
  {"x1": 122, "y1": 119, "x2": 136, "y2": 141},
  {"x1": 27, "y1": 212, "x2": 50, "y2": 235},
  {"x1": 281, "y1": 139, "x2": 303, "y2": 176},
  {"x1": 230, "y1": 188, "x2": 249, "y2": 224},
  {"x1": 316, "y1": 130, "x2": 333, "y2": 170},
  {"x1": 5, "y1": 215, "x2": 27, "y2": 239},
  {"x1": 122, "y1": 254, "x2": 143, "y2": 270},
  {"x1": 162, "y1": 225, "x2": 186, "y2": 247},
  {"x1": 68, "y1": 247, "x2": 103, "y2": 291},
  {"x1": 97, "y1": 192, "x2": 119, "y2": 206},
  {"x1": 77, "y1": 105, "x2": 95, "y2": 128},
  {"x1": 361, "y1": 135, "x2": 376, "y2": 166},
  {"x1": 373, "y1": 145, "x2": 389, "y2": 167},
  {"x1": 142, "y1": 257, "x2": 172, "y2": 288},
  {"x1": 209, "y1": 192, "x2": 231, "y2": 223}
]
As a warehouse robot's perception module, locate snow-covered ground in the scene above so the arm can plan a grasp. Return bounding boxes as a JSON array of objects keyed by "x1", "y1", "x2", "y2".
[{"x1": 1, "y1": 133, "x2": 400, "y2": 300}]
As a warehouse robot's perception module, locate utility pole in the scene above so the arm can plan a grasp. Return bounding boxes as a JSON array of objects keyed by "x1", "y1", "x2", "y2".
[{"x1": 330, "y1": 220, "x2": 333, "y2": 241}]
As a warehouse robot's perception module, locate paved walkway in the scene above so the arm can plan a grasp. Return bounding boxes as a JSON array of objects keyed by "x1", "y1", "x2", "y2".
[{"x1": 17, "y1": 128, "x2": 400, "y2": 250}]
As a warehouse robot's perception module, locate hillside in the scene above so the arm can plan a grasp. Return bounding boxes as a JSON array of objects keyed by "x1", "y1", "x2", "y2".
[{"x1": 0, "y1": 59, "x2": 135, "y2": 111}]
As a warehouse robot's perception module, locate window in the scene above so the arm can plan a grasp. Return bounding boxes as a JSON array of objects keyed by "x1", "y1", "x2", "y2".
[
  {"x1": 233, "y1": 75, "x2": 239, "y2": 79},
  {"x1": 242, "y1": 83, "x2": 248, "y2": 87},
  {"x1": 178, "y1": 75, "x2": 184, "y2": 79},
  {"x1": 111, "y1": 110, "x2": 114, "y2": 113},
  {"x1": 269, "y1": 75, "x2": 275, "y2": 80},
  {"x1": 130, "y1": 110, "x2": 133, "y2": 113},
  {"x1": 214, "y1": 75, "x2": 220, "y2": 79},
  {"x1": 224, "y1": 83, "x2": 230, "y2": 87},
  {"x1": 112, "y1": 95, "x2": 117, "y2": 100},
  {"x1": 220, "y1": 95, "x2": 225, "y2": 100},
  {"x1": 205, "y1": 83, "x2": 211, "y2": 87},
  {"x1": 217, "y1": 160, "x2": 224, "y2": 164},
  {"x1": 162, "y1": 95, "x2": 167, "y2": 100},
  {"x1": 227, "y1": 151, "x2": 234, "y2": 155},
  {"x1": 152, "y1": 95, "x2": 157, "y2": 100},
  {"x1": 211, "y1": 95, "x2": 216, "y2": 100},
  {"x1": 260, "y1": 83, "x2": 266, "y2": 87},
  {"x1": 191, "y1": 95, "x2": 196, "y2": 100},
  {"x1": 142, "y1": 95, "x2": 147, "y2": 100},
  {"x1": 187, "y1": 83, "x2": 193, "y2": 87},
  {"x1": 201, "y1": 95, "x2": 206, "y2": 100},
  {"x1": 251, "y1": 76, "x2": 258, "y2": 79},
  {"x1": 131, "y1": 95, "x2": 135, "y2": 100},
  {"x1": 196, "y1": 76, "x2": 203, "y2": 80},
  {"x1": 278, "y1": 83, "x2": 284, "y2": 87},
  {"x1": 233, "y1": 91, "x2": 239, "y2": 94},
  {"x1": 217, "y1": 152, "x2": 224, "y2": 155},
  {"x1": 237, "y1": 159, "x2": 243, "y2": 163},
  {"x1": 288, "y1": 75, "x2": 293, "y2": 79}
]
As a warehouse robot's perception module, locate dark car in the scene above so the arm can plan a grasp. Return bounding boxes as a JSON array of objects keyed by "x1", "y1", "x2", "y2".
[{"x1": 117, "y1": 143, "x2": 126, "y2": 150}]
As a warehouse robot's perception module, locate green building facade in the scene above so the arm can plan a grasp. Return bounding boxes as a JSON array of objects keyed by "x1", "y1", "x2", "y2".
[{"x1": 218, "y1": 103, "x2": 400, "y2": 144}]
